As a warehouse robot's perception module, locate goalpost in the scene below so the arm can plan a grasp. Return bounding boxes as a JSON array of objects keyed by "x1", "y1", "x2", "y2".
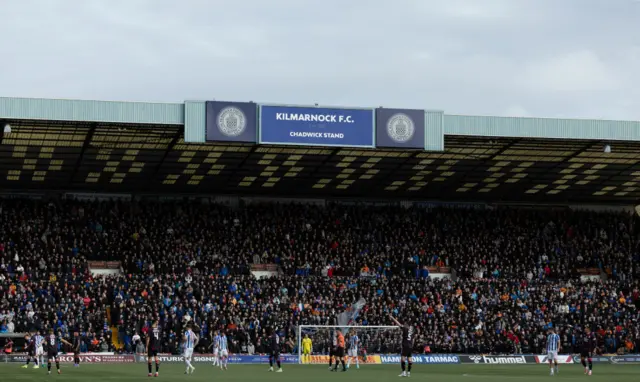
[{"x1": 297, "y1": 325, "x2": 402, "y2": 365}]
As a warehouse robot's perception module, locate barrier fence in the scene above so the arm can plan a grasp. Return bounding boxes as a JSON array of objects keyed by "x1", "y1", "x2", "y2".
[{"x1": 3, "y1": 353, "x2": 640, "y2": 365}]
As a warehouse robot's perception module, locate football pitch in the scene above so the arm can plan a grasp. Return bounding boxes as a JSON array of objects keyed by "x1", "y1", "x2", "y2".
[{"x1": 0, "y1": 363, "x2": 637, "y2": 381}]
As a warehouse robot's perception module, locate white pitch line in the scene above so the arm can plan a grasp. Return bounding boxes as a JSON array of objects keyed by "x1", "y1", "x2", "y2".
[{"x1": 462, "y1": 373, "x2": 543, "y2": 379}]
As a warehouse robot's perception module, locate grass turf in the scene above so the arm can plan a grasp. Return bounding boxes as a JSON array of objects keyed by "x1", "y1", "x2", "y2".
[{"x1": 0, "y1": 363, "x2": 638, "y2": 381}]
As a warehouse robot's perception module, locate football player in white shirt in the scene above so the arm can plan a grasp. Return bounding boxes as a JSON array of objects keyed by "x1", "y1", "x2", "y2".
[
  {"x1": 34, "y1": 332, "x2": 45, "y2": 368},
  {"x1": 219, "y1": 331, "x2": 229, "y2": 370},
  {"x1": 183, "y1": 323, "x2": 198, "y2": 375},
  {"x1": 347, "y1": 329, "x2": 360, "y2": 369},
  {"x1": 210, "y1": 330, "x2": 221, "y2": 367}
]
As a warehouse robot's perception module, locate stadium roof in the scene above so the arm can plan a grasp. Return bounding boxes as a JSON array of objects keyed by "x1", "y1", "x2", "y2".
[{"x1": 1, "y1": 97, "x2": 639, "y2": 204}]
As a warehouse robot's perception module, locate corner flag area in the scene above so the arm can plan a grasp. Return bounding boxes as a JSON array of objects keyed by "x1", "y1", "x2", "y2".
[{"x1": 1, "y1": 364, "x2": 638, "y2": 382}]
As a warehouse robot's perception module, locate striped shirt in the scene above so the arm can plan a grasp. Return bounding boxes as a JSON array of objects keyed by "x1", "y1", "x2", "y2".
[
  {"x1": 219, "y1": 335, "x2": 228, "y2": 351},
  {"x1": 547, "y1": 333, "x2": 560, "y2": 352},
  {"x1": 349, "y1": 335, "x2": 359, "y2": 349},
  {"x1": 213, "y1": 335, "x2": 221, "y2": 350},
  {"x1": 184, "y1": 329, "x2": 196, "y2": 349},
  {"x1": 34, "y1": 335, "x2": 44, "y2": 348}
]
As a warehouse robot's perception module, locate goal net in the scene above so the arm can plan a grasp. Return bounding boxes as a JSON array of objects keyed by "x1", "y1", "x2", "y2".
[{"x1": 297, "y1": 325, "x2": 402, "y2": 365}]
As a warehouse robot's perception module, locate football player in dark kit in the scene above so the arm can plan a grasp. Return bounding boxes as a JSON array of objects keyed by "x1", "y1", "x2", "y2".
[
  {"x1": 146, "y1": 321, "x2": 162, "y2": 377},
  {"x1": 268, "y1": 328, "x2": 283, "y2": 372},
  {"x1": 71, "y1": 330, "x2": 83, "y2": 368},
  {"x1": 580, "y1": 326, "x2": 597, "y2": 375},
  {"x1": 390, "y1": 314, "x2": 415, "y2": 378},
  {"x1": 46, "y1": 329, "x2": 73, "y2": 375},
  {"x1": 21, "y1": 334, "x2": 38, "y2": 369},
  {"x1": 328, "y1": 330, "x2": 338, "y2": 371}
]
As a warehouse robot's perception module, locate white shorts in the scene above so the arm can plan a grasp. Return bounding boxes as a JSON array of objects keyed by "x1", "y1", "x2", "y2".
[
  {"x1": 183, "y1": 348, "x2": 194, "y2": 359},
  {"x1": 547, "y1": 351, "x2": 558, "y2": 361},
  {"x1": 220, "y1": 349, "x2": 228, "y2": 357},
  {"x1": 213, "y1": 349, "x2": 219, "y2": 357},
  {"x1": 348, "y1": 348, "x2": 358, "y2": 357},
  {"x1": 36, "y1": 347, "x2": 44, "y2": 356}
]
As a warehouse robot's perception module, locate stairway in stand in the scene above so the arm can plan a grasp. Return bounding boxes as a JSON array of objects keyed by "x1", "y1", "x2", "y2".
[{"x1": 110, "y1": 326, "x2": 124, "y2": 351}]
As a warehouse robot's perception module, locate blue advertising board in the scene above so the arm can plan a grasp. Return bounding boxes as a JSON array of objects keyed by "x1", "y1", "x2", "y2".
[
  {"x1": 610, "y1": 355, "x2": 640, "y2": 364},
  {"x1": 376, "y1": 108, "x2": 425, "y2": 149},
  {"x1": 206, "y1": 101, "x2": 257, "y2": 143},
  {"x1": 259, "y1": 105, "x2": 375, "y2": 147},
  {"x1": 132, "y1": 354, "x2": 300, "y2": 364},
  {"x1": 380, "y1": 354, "x2": 459, "y2": 364},
  {"x1": 227, "y1": 354, "x2": 299, "y2": 364}
]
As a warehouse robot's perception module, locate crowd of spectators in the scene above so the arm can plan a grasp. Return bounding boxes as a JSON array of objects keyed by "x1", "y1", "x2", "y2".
[{"x1": 1, "y1": 198, "x2": 640, "y2": 355}]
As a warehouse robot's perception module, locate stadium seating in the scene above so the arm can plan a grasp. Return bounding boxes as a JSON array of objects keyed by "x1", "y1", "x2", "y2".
[{"x1": 1, "y1": 198, "x2": 639, "y2": 355}]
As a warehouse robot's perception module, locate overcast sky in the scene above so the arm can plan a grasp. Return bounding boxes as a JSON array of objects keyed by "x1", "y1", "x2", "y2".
[{"x1": 1, "y1": 0, "x2": 639, "y2": 120}]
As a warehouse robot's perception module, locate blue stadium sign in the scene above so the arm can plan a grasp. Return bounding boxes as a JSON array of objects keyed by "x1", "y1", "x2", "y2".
[
  {"x1": 381, "y1": 355, "x2": 460, "y2": 364},
  {"x1": 259, "y1": 105, "x2": 375, "y2": 148},
  {"x1": 375, "y1": 108, "x2": 425, "y2": 149},
  {"x1": 205, "y1": 101, "x2": 257, "y2": 143}
]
